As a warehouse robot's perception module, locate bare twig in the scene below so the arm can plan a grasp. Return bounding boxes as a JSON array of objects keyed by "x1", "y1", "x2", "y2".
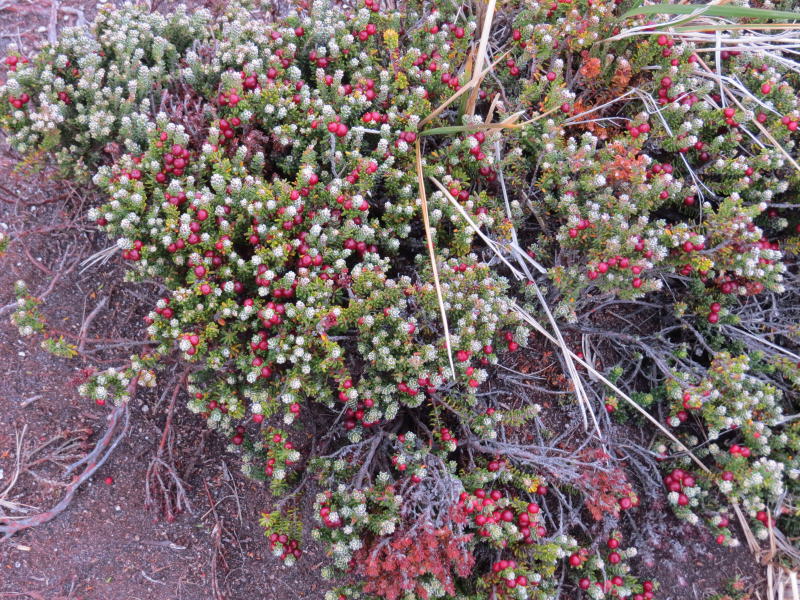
[{"x1": 0, "y1": 396, "x2": 132, "y2": 539}]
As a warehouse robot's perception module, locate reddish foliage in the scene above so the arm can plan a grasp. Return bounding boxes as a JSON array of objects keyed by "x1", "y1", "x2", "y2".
[
  {"x1": 353, "y1": 522, "x2": 474, "y2": 600},
  {"x1": 578, "y1": 449, "x2": 636, "y2": 521},
  {"x1": 602, "y1": 142, "x2": 648, "y2": 184}
]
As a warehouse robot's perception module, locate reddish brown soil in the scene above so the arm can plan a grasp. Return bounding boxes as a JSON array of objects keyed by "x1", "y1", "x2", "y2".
[{"x1": 0, "y1": 2, "x2": 763, "y2": 600}]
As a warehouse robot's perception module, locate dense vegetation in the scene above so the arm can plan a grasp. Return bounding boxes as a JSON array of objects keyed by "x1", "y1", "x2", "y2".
[{"x1": 2, "y1": 0, "x2": 800, "y2": 598}]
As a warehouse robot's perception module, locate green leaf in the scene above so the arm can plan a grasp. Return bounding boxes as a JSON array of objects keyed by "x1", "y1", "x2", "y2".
[
  {"x1": 420, "y1": 125, "x2": 482, "y2": 136},
  {"x1": 621, "y1": 3, "x2": 800, "y2": 21}
]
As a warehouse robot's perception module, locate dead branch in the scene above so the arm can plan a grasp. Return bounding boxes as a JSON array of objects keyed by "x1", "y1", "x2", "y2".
[
  {"x1": 0, "y1": 391, "x2": 133, "y2": 539},
  {"x1": 203, "y1": 481, "x2": 229, "y2": 600},
  {"x1": 144, "y1": 368, "x2": 195, "y2": 521},
  {"x1": 77, "y1": 296, "x2": 108, "y2": 353}
]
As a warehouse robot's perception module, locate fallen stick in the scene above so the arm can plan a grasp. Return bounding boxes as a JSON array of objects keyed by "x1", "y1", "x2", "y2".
[
  {"x1": 0, "y1": 378, "x2": 138, "y2": 540},
  {"x1": 77, "y1": 296, "x2": 108, "y2": 353}
]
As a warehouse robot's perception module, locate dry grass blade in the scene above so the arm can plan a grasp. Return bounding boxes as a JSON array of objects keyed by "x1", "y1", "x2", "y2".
[
  {"x1": 465, "y1": 0, "x2": 497, "y2": 118},
  {"x1": 676, "y1": 23, "x2": 800, "y2": 31},
  {"x1": 0, "y1": 426, "x2": 38, "y2": 516},
  {"x1": 511, "y1": 302, "x2": 712, "y2": 474},
  {"x1": 420, "y1": 111, "x2": 527, "y2": 137},
  {"x1": 621, "y1": 3, "x2": 800, "y2": 21},
  {"x1": 730, "y1": 499, "x2": 760, "y2": 554},
  {"x1": 414, "y1": 141, "x2": 456, "y2": 380},
  {"x1": 419, "y1": 50, "x2": 510, "y2": 128},
  {"x1": 429, "y1": 175, "x2": 599, "y2": 435},
  {"x1": 80, "y1": 244, "x2": 118, "y2": 273},
  {"x1": 697, "y1": 55, "x2": 800, "y2": 176},
  {"x1": 428, "y1": 176, "x2": 524, "y2": 277},
  {"x1": 485, "y1": 93, "x2": 501, "y2": 125},
  {"x1": 768, "y1": 563, "x2": 800, "y2": 600}
]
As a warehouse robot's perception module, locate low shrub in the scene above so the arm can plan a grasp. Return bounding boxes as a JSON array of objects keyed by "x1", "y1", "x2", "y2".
[{"x1": 3, "y1": 0, "x2": 800, "y2": 597}]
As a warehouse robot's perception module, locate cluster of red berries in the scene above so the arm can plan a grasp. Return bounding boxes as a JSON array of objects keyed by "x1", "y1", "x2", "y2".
[
  {"x1": 729, "y1": 444, "x2": 752, "y2": 458},
  {"x1": 181, "y1": 332, "x2": 201, "y2": 355},
  {"x1": 197, "y1": 394, "x2": 230, "y2": 417},
  {"x1": 504, "y1": 56, "x2": 521, "y2": 77},
  {"x1": 267, "y1": 532, "x2": 302, "y2": 561},
  {"x1": 440, "y1": 71, "x2": 462, "y2": 92},
  {"x1": 438, "y1": 427, "x2": 458, "y2": 445},
  {"x1": 231, "y1": 424, "x2": 247, "y2": 445},
  {"x1": 264, "y1": 432, "x2": 296, "y2": 474},
  {"x1": 219, "y1": 117, "x2": 241, "y2": 139},
  {"x1": 250, "y1": 354, "x2": 275, "y2": 380},
  {"x1": 4, "y1": 54, "x2": 27, "y2": 71},
  {"x1": 663, "y1": 468, "x2": 697, "y2": 506},
  {"x1": 489, "y1": 559, "x2": 530, "y2": 589},
  {"x1": 343, "y1": 396, "x2": 377, "y2": 430},
  {"x1": 756, "y1": 510, "x2": 773, "y2": 527},
  {"x1": 255, "y1": 301, "x2": 286, "y2": 331},
  {"x1": 150, "y1": 298, "x2": 174, "y2": 321},
  {"x1": 679, "y1": 237, "x2": 704, "y2": 253},
  {"x1": 647, "y1": 161, "x2": 676, "y2": 181},
  {"x1": 587, "y1": 254, "x2": 644, "y2": 288},
  {"x1": 362, "y1": 110, "x2": 389, "y2": 125},
  {"x1": 154, "y1": 139, "x2": 192, "y2": 183},
  {"x1": 327, "y1": 118, "x2": 349, "y2": 137},
  {"x1": 780, "y1": 115, "x2": 799, "y2": 132},
  {"x1": 627, "y1": 120, "x2": 651, "y2": 139},
  {"x1": 578, "y1": 573, "x2": 655, "y2": 600},
  {"x1": 458, "y1": 489, "x2": 544, "y2": 544},
  {"x1": 411, "y1": 49, "x2": 440, "y2": 71},
  {"x1": 308, "y1": 49, "x2": 333, "y2": 69},
  {"x1": 568, "y1": 547, "x2": 590, "y2": 567},
  {"x1": 216, "y1": 89, "x2": 241, "y2": 107},
  {"x1": 467, "y1": 130, "x2": 488, "y2": 163},
  {"x1": 713, "y1": 513, "x2": 732, "y2": 544},
  {"x1": 721, "y1": 107, "x2": 740, "y2": 128},
  {"x1": 567, "y1": 217, "x2": 593, "y2": 239},
  {"x1": 715, "y1": 273, "x2": 764, "y2": 296},
  {"x1": 121, "y1": 239, "x2": 143, "y2": 261},
  {"x1": 318, "y1": 502, "x2": 342, "y2": 529},
  {"x1": 680, "y1": 390, "x2": 705, "y2": 411},
  {"x1": 487, "y1": 458, "x2": 506, "y2": 472},
  {"x1": 240, "y1": 70, "x2": 260, "y2": 91},
  {"x1": 706, "y1": 301, "x2": 722, "y2": 324},
  {"x1": 109, "y1": 156, "x2": 144, "y2": 185},
  {"x1": 342, "y1": 237, "x2": 377, "y2": 257},
  {"x1": 354, "y1": 21, "x2": 379, "y2": 42},
  {"x1": 7, "y1": 92, "x2": 29, "y2": 109}
]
